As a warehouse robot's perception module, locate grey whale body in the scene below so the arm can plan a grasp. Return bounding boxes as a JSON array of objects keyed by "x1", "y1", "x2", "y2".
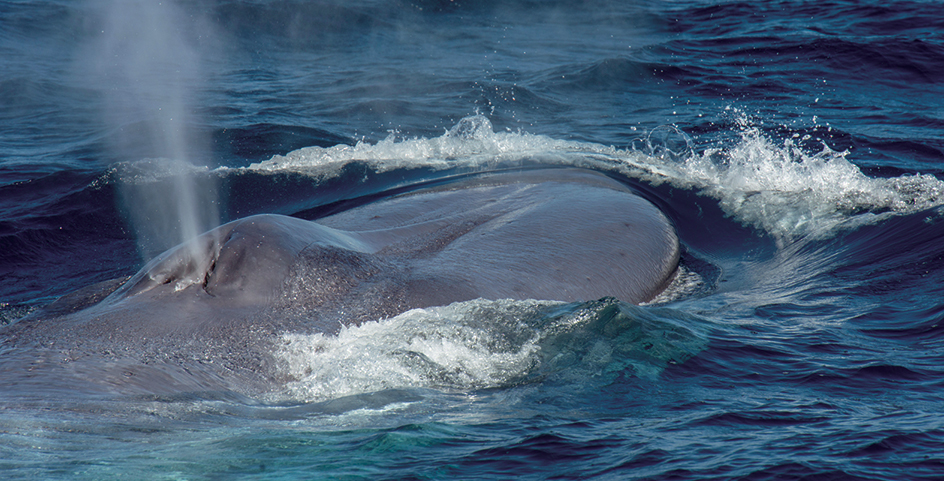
[{"x1": 1, "y1": 168, "x2": 680, "y2": 396}]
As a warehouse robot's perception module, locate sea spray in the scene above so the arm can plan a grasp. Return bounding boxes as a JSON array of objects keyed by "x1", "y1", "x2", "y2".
[
  {"x1": 272, "y1": 298, "x2": 707, "y2": 404},
  {"x1": 249, "y1": 114, "x2": 944, "y2": 242}
]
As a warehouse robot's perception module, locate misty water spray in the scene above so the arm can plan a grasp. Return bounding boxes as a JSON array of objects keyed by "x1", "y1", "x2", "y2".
[{"x1": 83, "y1": 0, "x2": 220, "y2": 259}]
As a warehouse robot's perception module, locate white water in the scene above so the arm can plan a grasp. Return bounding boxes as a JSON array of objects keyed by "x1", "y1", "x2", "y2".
[
  {"x1": 269, "y1": 298, "x2": 707, "y2": 404},
  {"x1": 249, "y1": 115, "x2": 944, "y2": 241},
  {"x1": 272, "y1": 299, "x2": 554, "y2": 403}
]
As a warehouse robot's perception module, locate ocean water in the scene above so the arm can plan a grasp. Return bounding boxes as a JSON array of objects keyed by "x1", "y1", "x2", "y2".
[{"x1": 2, "y1": 0, "x2": 944, "y2": 479}]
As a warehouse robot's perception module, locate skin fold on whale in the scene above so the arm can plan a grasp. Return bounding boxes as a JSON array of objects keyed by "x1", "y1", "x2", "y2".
[{"x1": 0, "y1": 168, "x2": 680, "y2": 396}]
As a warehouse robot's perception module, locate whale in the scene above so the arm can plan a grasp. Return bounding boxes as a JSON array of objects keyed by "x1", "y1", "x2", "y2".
[{"x1": 0, "y1": 167, "x2": 679, "y2": 396}]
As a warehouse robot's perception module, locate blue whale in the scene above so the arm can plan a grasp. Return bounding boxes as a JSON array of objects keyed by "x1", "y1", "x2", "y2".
[{"x1": 1, "y1": 168, "x2": 679, "y2": 396}]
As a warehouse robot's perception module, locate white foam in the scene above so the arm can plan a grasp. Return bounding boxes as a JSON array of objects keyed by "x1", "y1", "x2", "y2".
[
  {"x1": 271, "y1": 299, "x2": 559, "y2": 403},
  {"x1": 248, "y1": 116, "x2": 586, "y2": 173},
  {"x1": 270, "y1": 297, "x2": 709, "y2": 404},
  {"x1": 245, "y1": 114, "x2": 944, "y2": 241},
  {"x1": 650, "y1": 121, "x2": 944, "y2": 240}
]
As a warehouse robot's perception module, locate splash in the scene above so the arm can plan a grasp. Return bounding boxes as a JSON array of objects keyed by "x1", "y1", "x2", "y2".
[
  {"x1": 249, "y1": 116, "x2": 586, "y2": 173},
  {"x1": 647, "y1": 116, "x2": 944, "y2": 240},
  {"x1": 273, "y1": 299, "x2": 551, "y2": 402},
  {"x1": 271, "y1": 298, "x2": 706, "y2": 403},
  {"x1": 248, "y1": 114, "x2": 944, "y2": 241},
  {"x1": 79, "y1": 0, "x2": 221, "y2": 258}
]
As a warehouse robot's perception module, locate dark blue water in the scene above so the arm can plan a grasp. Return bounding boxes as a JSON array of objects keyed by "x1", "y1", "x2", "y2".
[{"x1": 3, "y1": 0, "x2": 944, "y2": 479}]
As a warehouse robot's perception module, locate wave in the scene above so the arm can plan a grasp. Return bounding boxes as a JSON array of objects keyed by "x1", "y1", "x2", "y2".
[
  {"x1": 4, "y1": 113, "x2": 940, "y2": 305},
  {"x1": 243, "y1": 115, "x2": 944, "y2": 242}
]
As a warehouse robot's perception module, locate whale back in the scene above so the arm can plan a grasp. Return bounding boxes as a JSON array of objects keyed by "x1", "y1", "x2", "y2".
[
  {"x1": 316, "y1": 168, "x2": 680, "y2": 305},
  {"x1": 1, "y1": 168, "x2": 680, "y2": 395}
]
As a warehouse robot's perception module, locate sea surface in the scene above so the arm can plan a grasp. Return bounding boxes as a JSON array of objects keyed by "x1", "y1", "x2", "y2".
[{"x1": 2, "y1": 0, "x2": 944, "y2": 479}]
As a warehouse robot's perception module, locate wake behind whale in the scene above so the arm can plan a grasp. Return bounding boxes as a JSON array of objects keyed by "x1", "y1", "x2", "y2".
[{"x1": 1, "y1": 167, "x2": 681, "y2": 398}]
